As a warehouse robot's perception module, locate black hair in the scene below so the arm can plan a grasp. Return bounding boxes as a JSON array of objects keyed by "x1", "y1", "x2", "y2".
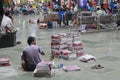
[
  {"x1": 4, "y1": 11, "x2": 13, "y2": 21},
  {"x1": 27, "y1": 36, "x2": 36, "y2": 45},
  {"x1": 5, "y1": 11, "x2": 10, "y2": 16},
  {"x1": 97, "y1": 7, "x2": 100, "y2": 10}
]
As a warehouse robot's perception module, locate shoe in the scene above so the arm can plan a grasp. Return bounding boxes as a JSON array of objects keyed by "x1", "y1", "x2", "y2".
[
  {"x1": 16, "y1": 41, "x2": 22, "y2": 44},
  {"x1": 91, "y1": 64, "x2": 104, "y2": 69}
]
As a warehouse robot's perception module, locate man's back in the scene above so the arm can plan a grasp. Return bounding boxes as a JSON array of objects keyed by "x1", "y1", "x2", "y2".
[
  {"x1": 22, "y1": 45, "x2": 41, "y2": 70},
  {"x1": 1, "y1": 15, "x2": 12, "y2": 29}
]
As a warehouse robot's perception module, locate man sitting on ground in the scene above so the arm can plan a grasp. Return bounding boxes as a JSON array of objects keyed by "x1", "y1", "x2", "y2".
[
  {"x1": 0, "y1": 11, "x2": 16, "y2": 33},
  {"x1": 21, "y1": 36, "x2": 45, "y2": 71}
]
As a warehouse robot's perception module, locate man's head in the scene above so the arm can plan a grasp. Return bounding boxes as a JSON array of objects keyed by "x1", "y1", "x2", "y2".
[
  {"x1": 27, "y1": 36, "x2": 36, "y2": 45},
  {"x1": 5, "y1": 11, "x2": 11, "y2": 16},
  {"x1": 97, "y1": 7, "x2": 100, "y2": 10},
  {"x1": 4, "y1": 11, "x2": 13, "y2": 20}
]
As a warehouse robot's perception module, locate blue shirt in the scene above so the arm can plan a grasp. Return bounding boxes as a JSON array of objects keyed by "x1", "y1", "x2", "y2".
[
  {"x1": 109, "y1": 2, "x2": 114, "y2": 9},
  {"x1": 58, "y1": 11, "x2": 65, "y2": 21}
]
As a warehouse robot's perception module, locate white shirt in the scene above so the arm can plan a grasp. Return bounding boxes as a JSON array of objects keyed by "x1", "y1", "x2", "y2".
[
  {"x1": 0, "y1": 15, "x2": 13, "y2": 31},
  {"x1": 74, "y1": 6, "x2": 78, "y2": 12}
]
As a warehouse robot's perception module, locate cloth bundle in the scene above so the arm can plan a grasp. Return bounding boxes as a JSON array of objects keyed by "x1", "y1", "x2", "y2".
[
  {"x1": 63, "y1": 65, "x2": 80, "y2": 72},
  {"x1": 51, "y1": 49, "x2": 60, "y2": 57},
  {"x1": 0, "y1": 57, "x2": 10, "y2": 66},
  {"x1": 73, "y1": 41, "x2": 83, "y2": 50},
  {"x1": 78, "y1": 54, "x2": 96, "y2": 62},
  {"x1": 33, "y1": 60, "x2": 54, "y2": 77},
  {"x1": 76, "y1": 50, "x2": 84, "y2": 57},
  {"x1": 60, "y1": 49, "x2": 72, "y2": 60},
  {"x1": 51, "y1": 35, "x2": 61, "y2": 43}
]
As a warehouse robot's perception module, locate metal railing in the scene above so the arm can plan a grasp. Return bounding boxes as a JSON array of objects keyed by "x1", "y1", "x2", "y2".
[{"x1": 43, "y1": 11, "x2": 120, "y2": 32}]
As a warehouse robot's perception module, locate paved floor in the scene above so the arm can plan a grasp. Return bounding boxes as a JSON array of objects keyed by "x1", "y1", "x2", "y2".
[{"x1": 0, "y1": 15, "x2": 120, "y2": 80}]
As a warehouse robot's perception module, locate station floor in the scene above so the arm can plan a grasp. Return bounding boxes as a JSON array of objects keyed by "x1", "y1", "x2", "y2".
[{"x1": 0, "y1": 15, "x2": 120, "y2": 80}]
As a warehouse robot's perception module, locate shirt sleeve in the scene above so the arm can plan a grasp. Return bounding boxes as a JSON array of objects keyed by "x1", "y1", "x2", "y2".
[
  {"x1": 38, "y1": 48, "x2": 41, "y2": 53},
  {"x1": 21, "y1": 50, "x2": 25, "y2": 60}
]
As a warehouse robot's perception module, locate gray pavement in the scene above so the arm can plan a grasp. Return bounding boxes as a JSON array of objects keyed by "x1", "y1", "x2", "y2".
[{"x1": 0, "y1": 15, "x2": 120, "y2": 80}]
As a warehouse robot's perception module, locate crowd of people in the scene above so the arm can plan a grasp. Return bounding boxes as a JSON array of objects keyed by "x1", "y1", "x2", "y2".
[{"x1": 1, "y1": 0, "x2": 120, "y2": 15}]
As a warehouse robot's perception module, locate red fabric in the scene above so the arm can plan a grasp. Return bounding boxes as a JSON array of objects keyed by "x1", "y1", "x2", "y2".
[{"x1": 103, "y1": 0, "x2": 108, "y2": 9}]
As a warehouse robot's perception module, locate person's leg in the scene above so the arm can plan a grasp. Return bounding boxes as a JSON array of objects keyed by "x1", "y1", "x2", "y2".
[
  {"x1": 57, "y1": 20, "x2": 62, "y2": 27},
  {"x1": 66, "y1": 20, "x2": 69, "y2": 26},
  {"x1": 63, "y1": 19, "x2": 66, "y2": 25},
  {"x1": 63, "y1": 15, "x2": 66, "y2": 26},
  {"x1": 71, "y1": 19, "x2": 77, "y2": 26}
]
